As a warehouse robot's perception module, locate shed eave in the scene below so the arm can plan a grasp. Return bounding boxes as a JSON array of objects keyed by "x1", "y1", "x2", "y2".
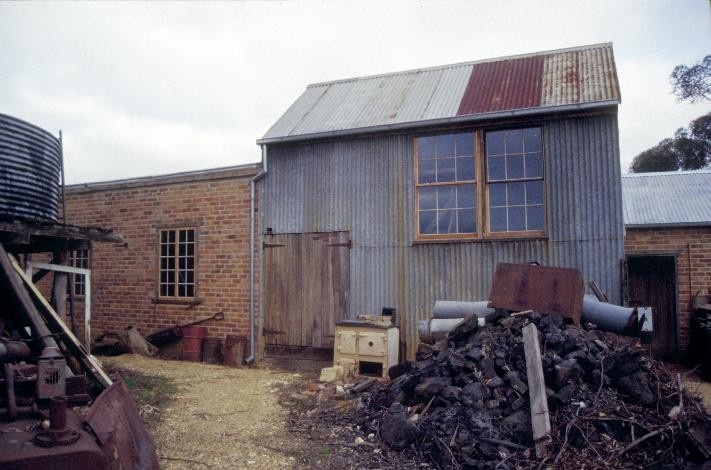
[
  {"x1": 625, "y1": 222, "x2": 711, "y2": 229},
  {"x1": 257, "y1": 99, "x2": 619, "y2": 145}
]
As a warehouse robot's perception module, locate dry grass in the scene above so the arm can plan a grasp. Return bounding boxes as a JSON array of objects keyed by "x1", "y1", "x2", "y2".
[{"x1": 101, "y1": 354, "x2": 308, "y2": 469}]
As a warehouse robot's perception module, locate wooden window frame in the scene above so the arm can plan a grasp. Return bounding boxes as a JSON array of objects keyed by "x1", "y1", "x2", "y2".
[
  {"x1": 157, "y1": 227, "x2": 198, "y2": 300},
  {"x1": 414, "y1": 127, "x2": 546, "y2": 242},
  {"x1": 69, "y1": 248, "x2": 90, "y2": 297}
]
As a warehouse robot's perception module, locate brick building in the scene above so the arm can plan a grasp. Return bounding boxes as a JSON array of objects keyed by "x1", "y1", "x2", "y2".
[
  {"x1": 58, "y1": 164, "x2": 260, "y2": 357},
  {"x1": 622, "y1": 170, "x2": 711, "y2": 358}
]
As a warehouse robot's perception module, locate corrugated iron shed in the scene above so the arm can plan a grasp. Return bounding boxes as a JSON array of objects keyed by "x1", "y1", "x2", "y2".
[
  {"x1": 260, "y1": 43, "x2": 620, "y2": 143},
  {"x1": 622, "y1": 170, "x2": 711, "y2": 227}
]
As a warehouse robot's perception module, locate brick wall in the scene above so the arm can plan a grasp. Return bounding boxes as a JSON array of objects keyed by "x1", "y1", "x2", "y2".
[
  {"x1": 625, "y1": 226, "x2": 711, "y2": 351},
  {"x1": 55, "y1": 165, "x2": 260, "y2": 359}
]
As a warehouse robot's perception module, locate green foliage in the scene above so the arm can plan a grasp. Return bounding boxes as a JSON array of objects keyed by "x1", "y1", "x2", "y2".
[
  {"x1": 671, "y1": 55, "x2": 711, "y2": 103},
  {"x1": 630, "y1": 112, "x2": 711, "y2": 173}
]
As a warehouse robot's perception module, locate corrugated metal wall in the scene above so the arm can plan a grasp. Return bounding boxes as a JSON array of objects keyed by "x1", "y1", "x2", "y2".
[{"x1": 261, "y1": 113, "x2": 623, "y2": 358}]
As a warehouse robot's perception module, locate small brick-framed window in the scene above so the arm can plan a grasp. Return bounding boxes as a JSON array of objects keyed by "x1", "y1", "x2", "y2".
[
  {"x1": 159, "y1": 228, "x2": 196, "y2": 298},
  {"x1": 415, "y1": 126, "x2": 545, "y2": 241},
  {"x1": 69, "y1": 249, "x2": 90, "y2": 296}
]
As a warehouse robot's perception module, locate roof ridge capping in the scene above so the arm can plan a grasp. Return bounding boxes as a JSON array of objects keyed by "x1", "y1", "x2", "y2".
[{"x1": 307, "y1": 42, "x2": 614, "y2": 88}]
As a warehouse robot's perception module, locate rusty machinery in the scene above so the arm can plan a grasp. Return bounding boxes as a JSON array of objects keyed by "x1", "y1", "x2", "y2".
[{"x1": 0, "y1": 245, "x2": 159, "y2": 469}]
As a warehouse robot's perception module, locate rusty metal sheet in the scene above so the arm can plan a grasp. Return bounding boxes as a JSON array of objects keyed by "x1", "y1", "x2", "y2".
[
  {"x1": 489, "y1": 263, "x2": 584, "y2": 323},
  {"x1": 86, "y1": 380, "x2": 160, "y2": 470},
  {"x1": 457, "y1": 55, "x2": 544, "y2": 115}
]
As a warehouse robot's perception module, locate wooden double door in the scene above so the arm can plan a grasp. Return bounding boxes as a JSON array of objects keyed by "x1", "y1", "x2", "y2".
[{"x1": 264, "y1": 231, "x2": 350, "y2": 349}]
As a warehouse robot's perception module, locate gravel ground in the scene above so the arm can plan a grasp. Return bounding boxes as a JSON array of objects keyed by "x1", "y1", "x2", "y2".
[{"x1": 102, "y1": 354, "x2": 307, "y2": 470}]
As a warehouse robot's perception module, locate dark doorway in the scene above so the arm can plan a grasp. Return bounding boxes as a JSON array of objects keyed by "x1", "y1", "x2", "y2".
[{"x1": 627, "y1": 256, "x2": 677, "y2": 358}]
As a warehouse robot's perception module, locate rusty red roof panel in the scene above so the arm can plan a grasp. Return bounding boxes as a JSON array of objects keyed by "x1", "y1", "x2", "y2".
[{"x1": 457, "y1": 55, "x2": 544, "y2": 115}]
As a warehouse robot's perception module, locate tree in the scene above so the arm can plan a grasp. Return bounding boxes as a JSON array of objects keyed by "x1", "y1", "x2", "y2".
[
  {"x1": 671, "y1": 55, "x2": 711, "y2": 103},
  {"x1": 629, "y1": 112, "x2": 711, "y2": 172}
]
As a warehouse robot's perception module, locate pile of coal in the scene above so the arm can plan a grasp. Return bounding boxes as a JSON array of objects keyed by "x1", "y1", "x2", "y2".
[{"x1": 354, "y1": 312, "x2": 711, "y2": 468}]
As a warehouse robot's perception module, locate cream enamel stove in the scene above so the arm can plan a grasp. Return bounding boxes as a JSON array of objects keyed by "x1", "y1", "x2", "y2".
[{"x1": 334, "y1": 314, "x2": 399, "y2": 379}]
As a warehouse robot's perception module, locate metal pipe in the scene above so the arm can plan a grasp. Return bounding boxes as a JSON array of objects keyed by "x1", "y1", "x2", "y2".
[
  {"x1": 3, "y1": 363, "x2": 17, "y2": 420},
  {"x1": 581, "y1": 295, "x2": 638, "y2": 334},
  {"x1": 246, "y1": 146, "x2": 267, "y2": 365},
  {"x1": 418, "y1": 318, "x2": 465, "y2": 344},
  {"x1": 49, "y1": 397, "x2": 67, "y2": 430},
  {"x1": 432, "y1": 300, "x2": 494, "y2": 319},
  {"x1": 0, "y1": 340, "x2": 32, "y2": 361}
]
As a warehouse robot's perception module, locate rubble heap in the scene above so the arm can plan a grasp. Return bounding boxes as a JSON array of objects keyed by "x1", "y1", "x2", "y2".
[{"x1": 355, "y1": 312, "x2": 711, "y2": 468}]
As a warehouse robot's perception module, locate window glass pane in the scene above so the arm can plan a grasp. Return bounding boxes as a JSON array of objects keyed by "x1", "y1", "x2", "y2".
[
  {"x1": 527, "y1": 205, "x2": 545, "y2": 230},
  {"x1": 487, "y1": 156, "x2": 505, "y2": 181},
  {"x1": 486, "y1": 131, "x2": 505, "y2": 156},
  {"x1": 489, "y1": 183, "x2": 506, "y2": 207},
  {"x1": 436, "y1": 158, "x2": 456, "y2": 182},
  {"x1": 436, "y1": 135, "x2": 455, "y2": 158},
  {"x1": 505, "y1": 129, "x2": 523, "y2": 154},
  {"x1": 456, "y1": 157, "x2": 475, "y2": 181},
  {"x1": 168, "y1": 231, "x2": 175, "y2": 243},
  {"x1": 179, "y1": 230, "x2": 186, "y2": 242},
  {"x1": 418, "y1": 186, "x2": 437, "y2": 210},
  {"x1": 437, "y1": 210, "x2": 456, "y2": 234},
  {"x1": 508, "y1": 182, "x2": 525, "y2": 206},
  {"x1": 187, "y1": 257, "x2": 194, "y2": 270},
  {"x1": 523, "y1": 128, "x2": 542, "y2": 153},
  {"x1": 457, "y1": 209, "x2": 476, "y2": 233},
  {"x1": 490, "y1": 207, "x2": 507, "y2": 232},
  {"x1": 166, "y1": 284, "x2": 175, "y2": 297},
  {"x1": 525, "y1": 152, "x2": 543, "y2": 178},
  {"x1": 186, "y1": 285, "x2": 195, "y2": 297},
  {"x1": 526, "y1": 180, "x2": 544, "y2": 205},
  {"x1": 179, "y1": 284, "x2": 186, "y2": 297},
  {"x1": 187, "y1": 243, "x2": 195, "y2": 256},
  {"x1": 437, "y1": 186, "x2": 456, "y2": 209},
  {"x1": 418, "y1": 136, "x2": 436, "y2": 160},
  {"x1": 455, "y1": 133, "x2": 473, "y2": 156},
  {"x1": 457, "y1": 184, "x2": 476, "y2": 208},
  {"x1": 160, "y1": 231, "x2": 168, "y2": 244},
  {"x1": 179, "y1": 244, "x2": 187, "y2": 256},
  {"x1": 187, "y1": 230, "x2": 195, "y2": 243},
  {"x1": 419, "y1": 210, "x2": 437, "y2": 234},
  {"x1": 506, "y1": 155, "x2": 524, "y2": 179},
  {"x1": 186, "y1": 271, "x2": 194, "y2": 284},
  {"x1": 418, "y1": 159, "x2": 436, "y2": 183},
  {"x1": 508, "y1": 207, "x2": 526, "y2": 231}
]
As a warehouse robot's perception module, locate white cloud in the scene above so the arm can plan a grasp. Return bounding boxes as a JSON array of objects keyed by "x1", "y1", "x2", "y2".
[{"x1": 1, "y1": 0, "x2": 709, "y2": 183}]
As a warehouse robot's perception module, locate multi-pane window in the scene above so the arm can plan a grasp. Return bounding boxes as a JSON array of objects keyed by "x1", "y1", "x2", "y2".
[
  {"x1": 159, "y1": 228, "x2": 196, "y2": 298},
  {"x1": 486, "y1": 128, "x2": 544, "y2": 233},
  {"x1": 70, "y1": 249, "x2": 89, "y2": 296},
  {"x1": 415, "y1": 127, "x2": 544, "y2": 239},
  {"x1": 416, "y1": 133, "x2": 477, "y2": 236}
]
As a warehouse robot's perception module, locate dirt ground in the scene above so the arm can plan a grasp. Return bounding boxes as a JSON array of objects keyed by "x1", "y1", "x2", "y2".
[
  {"x1": 102, "y1": 355, "x2": 308, "y2": 470},
  {"x1": 100, "y1": 354, "x2": 711, "y2": 469}
]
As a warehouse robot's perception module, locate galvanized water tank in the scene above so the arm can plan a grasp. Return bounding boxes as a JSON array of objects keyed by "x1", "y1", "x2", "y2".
[{"x1": 0, "y1": 114, "x2": 62, "y2": 222}]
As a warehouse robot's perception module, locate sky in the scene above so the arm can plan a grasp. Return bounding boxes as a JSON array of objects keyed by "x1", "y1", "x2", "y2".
[{"x1": 1, "y1": 1, "x2": 710, "y2": 184}]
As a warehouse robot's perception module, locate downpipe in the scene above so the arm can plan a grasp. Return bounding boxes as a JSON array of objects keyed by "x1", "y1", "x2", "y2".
[{"x1": 246, "y1": 146, "x2": 267, "y2": 364}]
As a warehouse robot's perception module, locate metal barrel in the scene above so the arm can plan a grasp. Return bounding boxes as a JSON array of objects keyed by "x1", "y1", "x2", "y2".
[
  {"x1": 0, "y1": 114, "x2": 62, "y2": 222},
  {"x1": 201, "y1": 337, "x2": 222, "y2": 364},
  {"x1": 181, "y1": 325, "x2": 207, "y2": 362},
  {"x1": 224, "y1": 335, "x2": 246, "y2": 367}
]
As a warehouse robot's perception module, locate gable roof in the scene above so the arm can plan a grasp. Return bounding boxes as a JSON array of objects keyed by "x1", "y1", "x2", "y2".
[
  {"x1": 622, "y1": 170, "x2": 711, "y2": 228},
  {"x1": 260, "y1": 43, "x2": 620, "y2": 144}
]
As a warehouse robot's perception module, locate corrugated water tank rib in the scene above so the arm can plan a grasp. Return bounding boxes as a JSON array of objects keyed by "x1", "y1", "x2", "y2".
[{"x1": 0, "y1": 114, "x2": 62, "y2": 223}]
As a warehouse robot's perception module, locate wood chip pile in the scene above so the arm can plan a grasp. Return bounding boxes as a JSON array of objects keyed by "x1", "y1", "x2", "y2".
[{"x1": 352, "y1": 312, "x2": 711, "y2": 468}]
